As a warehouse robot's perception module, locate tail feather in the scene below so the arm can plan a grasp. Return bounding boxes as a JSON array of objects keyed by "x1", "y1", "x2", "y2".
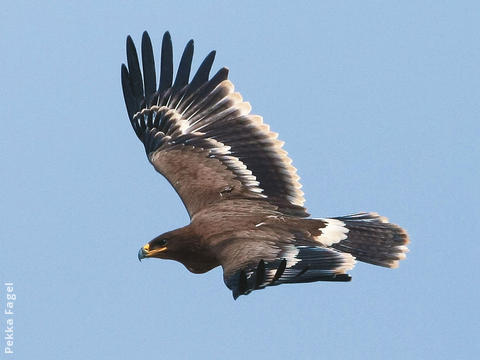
[{"x1": 325, "y1": 212, "x2": 409, "y2": 268}]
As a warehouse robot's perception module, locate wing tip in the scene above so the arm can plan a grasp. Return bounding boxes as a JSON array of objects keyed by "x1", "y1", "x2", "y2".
[{"x1": 126, "y1": 34, "x2": 135, "y2": 50}]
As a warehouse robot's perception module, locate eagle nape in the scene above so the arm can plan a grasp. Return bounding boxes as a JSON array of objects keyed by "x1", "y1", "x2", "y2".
[{"x1": 122, "y1": 31, "x2": 410, "y2": 299}]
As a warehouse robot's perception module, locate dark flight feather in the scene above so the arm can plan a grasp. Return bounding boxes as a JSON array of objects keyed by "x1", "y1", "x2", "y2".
[
  {"x1": 189, "y1": 50, "x2": 216, "y2": 93},
  {"x1": 173, "y1": 40, "x2": 194, "y2": 89},
  {"x1": 141, "y1": 32, "x2": 156, "y2": 103},
  {"x1": 121, "y1": 65, "x2": 137, "y2": 122},
  {"x1": 126, "y1": 36, "x2": 144, "y2": 109},
  {"x1": 159, "y1": 32, "x2": 173, "y2": 92}
]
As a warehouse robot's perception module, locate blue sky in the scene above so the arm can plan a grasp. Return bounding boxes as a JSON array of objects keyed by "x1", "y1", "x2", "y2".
[{"x1": 1, "y1": 1, "x2": 479, "y2": 359}]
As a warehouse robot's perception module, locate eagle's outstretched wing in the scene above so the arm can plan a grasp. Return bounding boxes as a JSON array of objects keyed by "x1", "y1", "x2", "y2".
[
  {"x1": 121, "y1": 32, "x2": 307, "y2": 218},
  {"x1": 219, "y1": 229, "x2": 355, "y2": 299}
]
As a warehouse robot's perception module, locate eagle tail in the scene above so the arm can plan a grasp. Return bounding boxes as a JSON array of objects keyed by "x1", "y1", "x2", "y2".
[{"x1": 325, "y1": 212, "x2": 409, "y2": 268}]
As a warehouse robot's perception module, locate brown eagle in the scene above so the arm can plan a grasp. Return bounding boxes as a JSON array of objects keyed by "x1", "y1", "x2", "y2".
[{"x1": 121, "y1": 31, "x2": 409, "y2": 299}]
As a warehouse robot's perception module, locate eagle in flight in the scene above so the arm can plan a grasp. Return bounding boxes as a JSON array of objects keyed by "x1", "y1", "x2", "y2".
[{"x1": 121, "y1": 31, "x2": 409, "y2": 299}]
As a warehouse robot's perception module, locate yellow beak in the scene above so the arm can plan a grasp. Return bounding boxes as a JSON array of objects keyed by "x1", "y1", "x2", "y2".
[{"x1": 138, "y1": 243, "x2": 167, "y2": 261}]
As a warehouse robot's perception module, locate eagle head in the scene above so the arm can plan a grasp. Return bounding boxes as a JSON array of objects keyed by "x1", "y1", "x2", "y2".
[
  {"x1": 137, "y1": 227, "x2": 197, "y2": 262},
  {"x1": 138, "y1": 235, "x2": 170, "y2": 261}
]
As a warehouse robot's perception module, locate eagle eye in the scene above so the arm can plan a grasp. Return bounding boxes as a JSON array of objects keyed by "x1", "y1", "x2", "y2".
[{"x1": 156, "y1": 238, "x2": 168, "y2": 248}]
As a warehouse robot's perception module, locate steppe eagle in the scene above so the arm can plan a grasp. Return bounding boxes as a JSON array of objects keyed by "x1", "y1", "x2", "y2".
[{"x1": 121, "y1": 31, "x2": 409, "y2": 299}]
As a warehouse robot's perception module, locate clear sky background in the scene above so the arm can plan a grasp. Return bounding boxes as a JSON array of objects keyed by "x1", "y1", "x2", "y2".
[{"x1": 1, "y1": 1, "x2": 479, "y2": 359}]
